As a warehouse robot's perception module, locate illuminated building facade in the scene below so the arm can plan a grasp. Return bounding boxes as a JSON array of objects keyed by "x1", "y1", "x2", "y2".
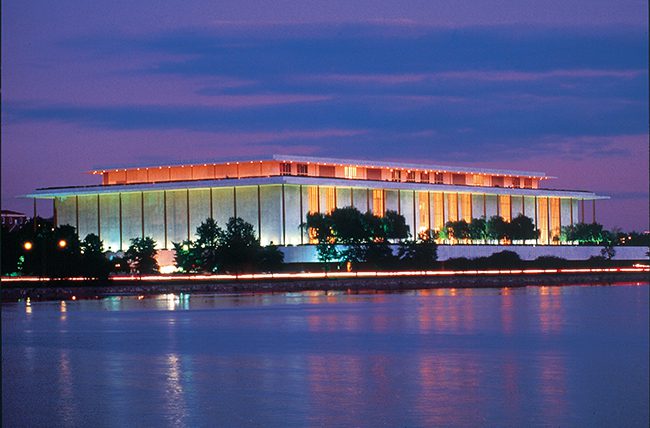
[{"x1": 28, "y1": 155, "x2": 605, "y2": 251}]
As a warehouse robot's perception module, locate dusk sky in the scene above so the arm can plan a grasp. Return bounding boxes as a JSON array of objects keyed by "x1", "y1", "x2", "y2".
[{"x1": 2, "y1": 1, "x2": 648, "y2": 231}]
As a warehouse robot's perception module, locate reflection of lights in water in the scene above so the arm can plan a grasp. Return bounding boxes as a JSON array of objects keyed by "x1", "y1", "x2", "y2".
[
  {"x1": 2, "y1": 266, "x2": 647, "y2": 283},
  {"x1": 163, "y1": 353, "x2": 188, "y2": 425},
  {"x1": 60, "y1": 300, "x2": 67, "y2": 321},
  {"x1": 57, "y1": 349, "x2": 79, "y2": 425}
]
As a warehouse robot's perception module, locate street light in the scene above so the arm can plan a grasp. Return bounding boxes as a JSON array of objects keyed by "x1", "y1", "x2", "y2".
[
  {"x1": 58, "y1": 239, "x2": 67, "y2": 249},
  {"x1": 23, "y1": 241, "x2": 33, "y2": 251}
]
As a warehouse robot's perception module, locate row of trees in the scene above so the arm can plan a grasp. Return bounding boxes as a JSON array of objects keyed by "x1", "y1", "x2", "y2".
[
  {"x1": 1, "y1": 218, "x2": 130, "y2": 279},
  {"x1": 305, "y1": 207, "x2": 437, "y2": 269},
  {"x1": 1, "y1": 216, "x2": 285, "y2": 277},
  {"x1": 441, "y1": 214, "x2": 538, "y2": 243},
  {"x1": 173, "y1": 217, "x2": 283, "y2": 274}
]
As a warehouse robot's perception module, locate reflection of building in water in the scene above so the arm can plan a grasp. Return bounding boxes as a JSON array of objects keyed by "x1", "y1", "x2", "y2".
[
  {"x1": 28, "y1": 155, "x2": 606, "y2": 254},
  {"x1": 538, "y1": 286, "x2": 565, "y2": 334}
]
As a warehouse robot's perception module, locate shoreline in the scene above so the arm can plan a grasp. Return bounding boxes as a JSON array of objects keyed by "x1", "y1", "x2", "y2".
[{"x1": 2, "y1": 270, "x2": 648, "y2": 302}]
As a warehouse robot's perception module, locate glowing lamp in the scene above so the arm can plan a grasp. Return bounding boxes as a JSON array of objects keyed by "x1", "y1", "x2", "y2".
[
  {"x1": 58, "y1": 239, "x2": 67, "y2": 249},
  {"x1": 23, "y1": 241, "x2": 33, "y2": 251}
]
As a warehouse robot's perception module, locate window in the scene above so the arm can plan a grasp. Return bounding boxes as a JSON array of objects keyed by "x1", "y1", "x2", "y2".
[
  {"x1": 420, "y1": 172, "x2": 430, "y2": 183},
  {"x1": 406, "y1": 171, "x2": 416, "y2": 182},
  {"x1": 472, "y1": 175, "x2": 484, "y2": 186},
  {"x1": 512, "y1": 177, "x2": 520, "y2": 188},
  {"x1": 434, "y1": 172, "x2": 444, "y2": 184},
  {"x1": 297, "y1": 163, "x2": 308, "y2": 176},
  {"x1": 319, "y1": 165, "x2": 335, "y2": 177},
  {"x1": 367, "y1": 168, "x2": 382, "y2": 181},
  {"x1": 280, "y1": 162, "x2": 292, "y2": 175},
  {"x1": 308, "y1": 187, "x2": 319, "y2": 213},
  {"x1": 344, "y1": 166, "x2": 357, "y2": 179},
  {"x1": 523, "y1": 178, "x2": 532, "y2": 188},
  {"x1": 492, "y1": 176, "x2": 504, "y2": 187},
  {"x1": 452, "y1": 174, "x2": 466, "y2": 185},
  {"x1": 372, "y1": 189, "x2": 384, "y2": 214},
  {"x1": 391, "y1": 170, "x2": 401, "y2": 182}
]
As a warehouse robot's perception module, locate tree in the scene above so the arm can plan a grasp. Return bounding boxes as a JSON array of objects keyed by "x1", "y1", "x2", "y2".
[
  {"x1": 383, "y1": 210, "x2": 410, "y2": 241},
  {"x1": 330, "y1": 207, "x2": 367, "y2": 244},
  {"x1": 194, "y1": 218, "x2": 224, "y2": 272},
  {"x1": 487, "y1": 216, "x2": 509, "y2": 242},
  {"x1": 509, "y1": 214, "x2": 538, "y2": 242},
  {"x1": 220, "y1": 217, "x2": 260, "y2": 273},
  {"x1": 259, "y1": 245, "x2": 285, "y2": 272},
  {"x1": 80, "y1": 234, "x2": 111, "y2": 280},
  {"x1": 1, "y1": 225, "x2": 22, "y2": 275},
  {"x1": 173, "y1": 240, "x2": 200, "y2": 273},
  {"x1": 398, "y1": 234, "x2": 438, "y2": 269},
  {"x1": 125, "y1": 237, "x2": 159, "y2": 274},
  {"x1": 560, "y1": 222, "x2": 609, "y2": 244},
  {"x1": 468, "y1": 217, "x2": 489, "y2": 242},
  {"x1": 445, "y1": 220, "x2": 470, "y2": 242},
  {"x1": 305, "y1": 212, "x2": 338, "y2": 268}
]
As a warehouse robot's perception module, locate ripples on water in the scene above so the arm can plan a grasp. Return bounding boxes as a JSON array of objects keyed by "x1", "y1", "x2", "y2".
[{"x1": 3, "y1": 283, "x2": 649, "y2": 427}]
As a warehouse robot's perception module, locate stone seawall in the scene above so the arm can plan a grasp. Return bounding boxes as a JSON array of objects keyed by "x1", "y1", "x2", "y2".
[{"x1": 2, "y1": 271, "x2": 648, "y2": 302}]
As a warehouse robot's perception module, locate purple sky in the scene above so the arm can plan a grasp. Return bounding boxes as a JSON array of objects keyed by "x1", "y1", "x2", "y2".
[{"x1": 2, "y1": 0, "x2": 648, "y2": 231}]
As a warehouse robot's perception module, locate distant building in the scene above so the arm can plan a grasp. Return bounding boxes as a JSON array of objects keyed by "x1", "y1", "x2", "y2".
[
  {"x1": 1, "y1": 209, "x2": 28, "y2": 232},
  {"x1": 27, "y1": 155, "x2": 606, "y2": 251}
]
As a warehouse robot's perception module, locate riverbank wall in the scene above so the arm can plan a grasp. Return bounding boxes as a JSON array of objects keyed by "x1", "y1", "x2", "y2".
[{"x1": 2, "y1": 269, "x2": 648, "y2": 302}]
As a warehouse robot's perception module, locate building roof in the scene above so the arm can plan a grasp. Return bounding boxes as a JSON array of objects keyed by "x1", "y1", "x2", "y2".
[
  {"x1": 26, "y1": 175, "x2": 607, "y2": 200},
  {"x1": 89, "y1": 154, "x2": 550, "y2": 179}
]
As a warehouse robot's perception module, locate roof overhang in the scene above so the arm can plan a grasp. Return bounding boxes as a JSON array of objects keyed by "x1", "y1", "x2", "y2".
[{"x1": 26, "y1": 176, "x2": 607, "y2": 200}]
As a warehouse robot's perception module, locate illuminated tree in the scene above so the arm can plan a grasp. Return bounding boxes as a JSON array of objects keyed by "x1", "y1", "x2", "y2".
[
  {"x1": 125, "y1": 237, "x2": 159, "y2": 274},
  {"x1": 509, "y1": 214, "x2": 538, "y2": 241},
  {"x1": 468, "y1": 217, "x2": 490, "y2": 242}
]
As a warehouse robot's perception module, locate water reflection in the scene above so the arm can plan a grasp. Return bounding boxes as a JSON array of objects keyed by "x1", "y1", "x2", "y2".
[
  {"x1": 57, "y1": 349, "x2": 78, "y2": 426},
  {"x1": 538, "y1": 286, "x2": 564, "y2": 334},
  {"x1": 538, "y1": 352, "x2": 568, "y2": 425},
  {"x1": 2, "y1": 283, "x2": 648, "y2": 427},
  {"x1": 163, "y1": 353, "x2": 188, "y2": 426}
]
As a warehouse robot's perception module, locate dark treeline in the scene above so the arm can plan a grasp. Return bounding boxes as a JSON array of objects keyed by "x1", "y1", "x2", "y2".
[
  {"x1": 173, "y1": 217, "x2": 284, "y2": 274},
  {"x1": 1, "y1": 213, "x2": 648, "y2": 278},
  {"x1": 305, "y1": 207, "x2": 437, "y2": 270}
]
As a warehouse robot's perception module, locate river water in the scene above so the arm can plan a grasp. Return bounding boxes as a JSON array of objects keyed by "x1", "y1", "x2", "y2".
[{"x1": 3, "y1": 283, "x2": 648, "y2": 427}]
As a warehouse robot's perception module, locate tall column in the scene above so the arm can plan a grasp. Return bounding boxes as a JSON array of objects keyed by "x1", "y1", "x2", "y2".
[
  {"x1": 299, "y1": 184, "x2": 304, "y2": 245},
  {"x1": 547, "y1": 197, "x2": 551, "y2": 244},
  {"x1": 209, "y1": 188, "x2": 214, "y2": 220},
  {"x1": 141, "y1": 191, "x2": 145, "y2": 239},
  {"x1": 53, "y1": 199, "x2": 58, "y2": 227},
  {"x1": 257, "y1": 185, "x2": 262, "y2": 240},
  {"x1": 281, "y1": 184, "x2": 286, "y2": 245},
  {"x1": 233, "y1": 187, "x2": 237, "y2": 218},
  {"x1": 397, "y1": 189, "x2": 401, "y2": 214},
  {"x1": 427, "y1": 191, "x2": 432, "y2": 234},
  {"x1": 75, "y1": 195, "x2": 79, "y2": 232},
  {"x1": 186, "y1": 189, "x2": 191, "y2": 241},
  {"x1": 412, "y1": 190, "x2": 416, "y2": 235},
  {"x1": 509, "y1": 195, "x2": 512, "y2": 220},
  {"x1": 483, "y1": 194, "x2": 487, "y2": 218},
  {"x1": 163, "y1": 191, "x2": 168, "y2": 249},
  {"x1": 592, "y1": 200, "x2": 596, "y2": 223},
  {"x1": 97, "y1": 194, "x2": 101, "y2": 240},
  {"x1": 118, "y1": 193, "x2": 123, "y2": 251},
  {"x1": 534, "y1": 196, "x2": 538, "y2": 245},
  {"x1": 581, "y1": 199, "x2": 585, "y2": 223}
]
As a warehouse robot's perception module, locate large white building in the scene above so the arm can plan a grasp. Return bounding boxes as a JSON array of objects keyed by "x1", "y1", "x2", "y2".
[{"x1": 28, "y1": 155, "x2": 606, "y2": 252}]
